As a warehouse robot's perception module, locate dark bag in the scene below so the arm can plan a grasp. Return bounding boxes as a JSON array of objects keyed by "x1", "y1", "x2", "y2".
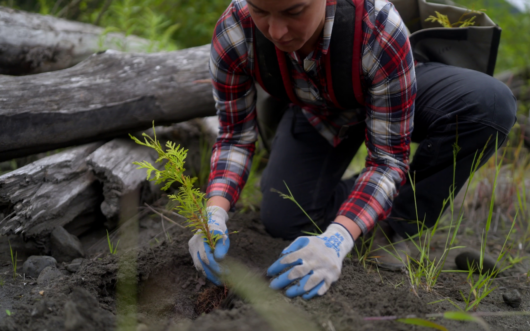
[{"x1": 391, "y1": 0, "x2": 501, "y2": 75}]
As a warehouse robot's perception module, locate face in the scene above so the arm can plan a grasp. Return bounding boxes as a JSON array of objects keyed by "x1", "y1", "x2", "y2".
[{"x1": 247, "y1": 0, "x2": 327, "y2": 53}]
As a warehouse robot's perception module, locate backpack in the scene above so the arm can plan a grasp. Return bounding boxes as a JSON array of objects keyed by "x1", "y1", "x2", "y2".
[{"x1": 393, "y1": 0, "x2": 501, "y2": 76}]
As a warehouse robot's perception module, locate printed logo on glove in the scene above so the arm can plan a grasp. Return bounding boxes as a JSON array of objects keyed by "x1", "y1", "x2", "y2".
[{"x1": 267, "y1": 223, "x2": 354, "y2": 300}]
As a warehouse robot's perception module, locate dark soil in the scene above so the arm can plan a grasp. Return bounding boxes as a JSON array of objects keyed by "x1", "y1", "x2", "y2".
[{"x1": 1, "y1": 210, "x2": 530, "y2": 331}]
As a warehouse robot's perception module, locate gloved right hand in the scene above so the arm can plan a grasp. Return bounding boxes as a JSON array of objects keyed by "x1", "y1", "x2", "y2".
[{"x1": 188, "y1": 205, "x2": 230, "y2": 285}]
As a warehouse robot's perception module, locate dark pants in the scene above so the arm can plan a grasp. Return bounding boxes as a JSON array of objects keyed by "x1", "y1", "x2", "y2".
[{"x1": 260, "y1": 62, "x2": 517, "y2": 240}]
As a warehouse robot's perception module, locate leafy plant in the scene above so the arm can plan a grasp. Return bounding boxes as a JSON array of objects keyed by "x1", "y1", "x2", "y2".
[
  {"x1": 106, "y1": 229, "x2": 119, "y2": 255},
  {"x1": 130, "y1": 125, "x2": 221, "y2": 250},
  {"x1": 425, "y1": 10, "x2": 481, "y2": 28},
  {"x1": 5, "y1": 310, "x2": 11, "y2": 316},
  {"x1": 8, "y1": 240, "x2": 17, "y2": 280}
]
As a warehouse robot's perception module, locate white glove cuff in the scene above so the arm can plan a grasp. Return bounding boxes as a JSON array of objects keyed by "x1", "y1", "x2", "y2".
[
  {"x1": 323, "y1": 223, "x2": 354, "y2": 258},
  {"x1": 205, "y1": 205, "x2": 229, "y2": 229}
]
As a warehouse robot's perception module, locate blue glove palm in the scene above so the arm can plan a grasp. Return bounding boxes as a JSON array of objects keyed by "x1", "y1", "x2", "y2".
[{"x1": 267, "y1": 223, "x2": 354, "y2": 299}]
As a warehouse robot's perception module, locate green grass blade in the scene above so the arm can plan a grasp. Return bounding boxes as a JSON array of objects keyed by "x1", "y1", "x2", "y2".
[
  {"x1": 443, "y1": 311, "x2": 490, "y2": 330},
  {"x1": 397, "y1": 318, "x2": 448, "y2": 331}
]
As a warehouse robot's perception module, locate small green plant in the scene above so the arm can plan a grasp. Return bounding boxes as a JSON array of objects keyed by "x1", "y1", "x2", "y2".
[
  {"x1": 0, "y1": 277, "x2": 4, "y2": 286},
  {"x1": 425, "y1": 10, "x2": 482, "y2": 28},
  {"x1": 458, "y1": 265, "x2": 496, "y2": 311},
  {"x1": 383, "y1": 134, "x2": 495, "y2": 294},
  {"x1": 5, "y1": 310, "x2": 11, "y2": 316},
  {"x1": 106, "y1": 229, "x2": 119, "y2": 255},
  {"x1": 130, "y1": 124, "x2": 221, "y2": 250},
  {"x1": 8, "y1": 240, "x2": 17, "y2": 280},
  {"x1": 353, "y1": 227, "x2": 377, "y2": 267}
]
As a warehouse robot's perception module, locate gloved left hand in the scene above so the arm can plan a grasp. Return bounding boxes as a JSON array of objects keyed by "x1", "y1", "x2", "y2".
[{"x1": 267, "y1": 223, "x2": 354, "y2": 299}]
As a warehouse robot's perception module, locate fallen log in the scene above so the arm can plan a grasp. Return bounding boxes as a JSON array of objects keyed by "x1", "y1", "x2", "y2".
[
  {"x1": 0, "y1": 119, "x2": 217, "y2": 238},
  {"x1": 87, "y1": 138, "x2": 160, "y2": 225},
  {"x1": 0, "y1": 6, "x2": 152, "y2": 75},
  {"x1": 0, "y1": 143, "x2": 103, "y2": 237},
  {"x1": 0, "y1": 44, "x2": 215, "y2": 162}
]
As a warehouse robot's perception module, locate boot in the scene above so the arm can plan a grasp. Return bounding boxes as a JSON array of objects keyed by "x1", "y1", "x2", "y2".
[{"x1": 365, "y1": 221, "x2": 410, "y2": 271}]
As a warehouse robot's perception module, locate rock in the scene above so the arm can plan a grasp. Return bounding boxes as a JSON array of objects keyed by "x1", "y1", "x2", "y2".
[
  {"x1": 37, "y1": 266, "x2": 63, "y2": 285},
  {"x1": 66, "y1": 258, "x2": 84, "y2": 273},
  {"x1": 22, "y1": 256, "x2": 57, "y2": 278},
  {"x1": 455, "y1": 249, "x2": 497, "y2": 274},
  {"x1": 63, "y1": 288, "x2": 114, "y2": 331},
  {"x1": 503, "y1": 289, "x2": 522, "y2": 308},
  {"x1": 31, "y1": 300, "x2": 48, "y2": 318},
  {"x1": 64, "y1": 300, "x2": 90, "y2": 331},
  {"x1": 50, "y1": 226, "x2": 85, "y2": 263}
]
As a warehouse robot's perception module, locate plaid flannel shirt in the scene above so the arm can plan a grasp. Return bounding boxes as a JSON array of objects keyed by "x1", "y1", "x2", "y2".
[{"x1": 207, "y1": 0, "x2": 416, "y2": 233}]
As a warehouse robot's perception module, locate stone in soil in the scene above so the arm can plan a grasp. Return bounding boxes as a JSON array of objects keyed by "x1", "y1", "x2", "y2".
[
  {"x1": 37, "y1": 266, "x2": 64, "y2": 285},
  {"x1": 50, "y1": 226, "x2": 85, "y2": 263},
  {"x1": 455, "y1": 249, "x2": 497, "y2": 274},
  {"x1": 66, "y1": 258, "x2": 84, "y2": 273},
  {"x1": 63, "y1": 288, "x2": 114, "y2": 330},
  {"x1": 503, "y1": 289, "x2": 522, "y2": 308},
  {"x1": 22, "y1": 255, "x2": 57, "y2": 278}
]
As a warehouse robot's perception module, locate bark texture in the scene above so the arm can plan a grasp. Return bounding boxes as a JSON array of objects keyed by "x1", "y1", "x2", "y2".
[
  {"x1": 0, "y1": 45, "x2": 215, "y2": 162},
  {"x1": 0, "y1": 143, "x2": 103, "y2": 237},
  {"x1": 0, "y1": 6, "x2": 151, "y2": 75},
  {"x1": 86, "y1": 138, "x2": 160, "y2": 224}
]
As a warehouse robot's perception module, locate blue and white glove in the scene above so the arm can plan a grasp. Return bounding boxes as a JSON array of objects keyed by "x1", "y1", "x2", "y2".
[
  {"x1": 267, "y1": 223, "x2": 354, "y2": 299},
  {"x1": 188, "y1": 206, "x2": 229, "y2": 286}
]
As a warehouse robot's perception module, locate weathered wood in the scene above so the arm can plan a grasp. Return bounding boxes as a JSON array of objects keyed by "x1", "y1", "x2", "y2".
[
  {"x1": 0, "y1": 143, "x2": 103, "y2": 237},
  {"x1": 0, "y1": 6, "x2": 151, "y2": 75},
  {"x1": 0, "y1": 118, "x2": 217, "y2": 237},
  {"x1": 87, "y1": 138, "x2": 160, "y2": 224},
  {"x1": 0, "y1": 45, "x2": 215, "y2": 162}
]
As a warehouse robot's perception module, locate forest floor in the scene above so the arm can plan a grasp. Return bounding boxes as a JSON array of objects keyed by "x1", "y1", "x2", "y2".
[{"x1": 1, "y1": 183, "x2": 530, "y2": 331}]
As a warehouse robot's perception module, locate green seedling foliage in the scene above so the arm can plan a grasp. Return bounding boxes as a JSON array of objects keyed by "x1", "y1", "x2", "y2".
[
  {"x1": 130, "y1": 124, "x2": 221, "y2": 250},
  {"x1": 106, "y1": 229, "x2": 119, "y2": 255},
  {"x1": 8, "y1": 240, "x2": 17, "y2": 280},
  {"x1": 397, "y1": 318, "x2": 448, "y2": 331},
  {"x1": 5, "y1": 310, "x2": 11, "y2": 316}
]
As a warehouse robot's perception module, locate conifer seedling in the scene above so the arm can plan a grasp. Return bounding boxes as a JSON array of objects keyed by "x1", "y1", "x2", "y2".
[{"x1": 130, "y1": 125, "x2": 221, "y2": 250}]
